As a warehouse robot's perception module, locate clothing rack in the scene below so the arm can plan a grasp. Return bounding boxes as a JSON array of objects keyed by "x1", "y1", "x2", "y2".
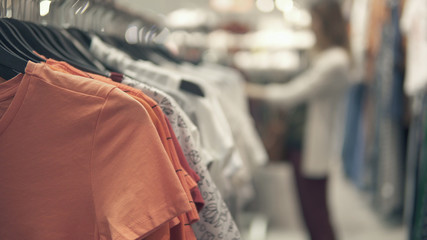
[
  {"x1": 0, "y1": 0, "x2": 165, "y2": 44},
  {"x1": 0, "y1": 1, "x2": 269, "y2": 239}
]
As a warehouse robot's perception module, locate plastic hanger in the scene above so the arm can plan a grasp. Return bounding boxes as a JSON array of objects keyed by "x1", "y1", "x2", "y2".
[
  {"x1": 0, "y1": 65, "x2": 21, "y2": 80},
  {"x1": 66, "y1": 27, "x2": 92, "y2": 49},
  {"x1": 60, "y1": 29, "x2": 107, "y2": 72},
  {"x1": 26, "y1": 22, "x2": 83, "y2": 64},
  {"x1": 28, "y1": 20, "x2": 108, "y2": 76},
  {"x1": 49, "y1": 0, "x2": 112, "y2": 75},
  {"x1": 27, "y1": 22, "x2": 76, "y2": 59},
  {"x1": 3, "y1": 18, "x2": 66, "y2": 60},
  {"x1": 4, "y1": 19, "x2": 108, "y2": 76},
  {"x1": 0, "y1": 16, "x2": 30, "y2": 79},
  {"x1": 0, "y1": 19, "x2": 45, "y2": 62},
  {"x1": 44, "y1": 26, "x2": 84, "y2": 58},
  {"x1": 0, "y1": 41, "x2": 28, "y2": 79},
  {"x1": 45, "y1": 25, "x2": 98, "y2": 68},
  {"x1": 0, "y1": 26, "x2": 31, "y2": 60},
  {"x1": 92, "y1": 34, "x2": 205, "y2": 97},
  {"x1": 179, "y1": 80, "x2": 205, "y2": 97}
]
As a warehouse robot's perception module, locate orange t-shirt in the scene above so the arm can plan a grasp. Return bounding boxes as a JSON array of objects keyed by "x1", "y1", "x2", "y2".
[
  {"x1": 0, "y1": 61, "x2": 191, "y2": 240},
  {"x1": 44, "y1": 59, "x2": 200, "y2": 239}
]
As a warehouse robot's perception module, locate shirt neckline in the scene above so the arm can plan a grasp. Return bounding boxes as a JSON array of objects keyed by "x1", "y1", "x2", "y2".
[{"x1": 0, "y1": 62, "x2": 34, "y2": 136}]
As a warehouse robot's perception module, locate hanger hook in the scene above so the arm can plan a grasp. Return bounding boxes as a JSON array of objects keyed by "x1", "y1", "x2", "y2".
[
  {"x1": 1, "y1": 0, "x2": 7, "y2": 18},
  {"x1": 0, "y1": 0, "x2": 4, "y2": 17},
  {"x1": 4, "y1": 0, "x2": 13, "y2": 18}
]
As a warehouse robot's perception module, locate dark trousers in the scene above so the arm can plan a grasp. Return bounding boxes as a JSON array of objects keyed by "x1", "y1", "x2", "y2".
[{"x1": 290, "y1": 152, "x2": 337, "y2": 240}]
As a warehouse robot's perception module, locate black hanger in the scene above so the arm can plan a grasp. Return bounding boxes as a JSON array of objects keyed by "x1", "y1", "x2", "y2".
[
  {"x1": 27, "y1": 22, "x2": 77, "y2": 60},
  {"x1": 4, "y1": 19, "x2": 109, "y2": 77},
  {"x1": 84, "y1": 34, "x2": 123, "y2": 73},
  {"x1": 0, "y1": 42, "x2": 28, "y2": 80},
  {"x1": 180, "y1": 79, "x2": 205, "y2": 97},
  {"x1": 45, "y1": 25, "x2": 98, "y2": 68},
  {"x1": 0, "y1": 65, "x2": 21, "y2": 80},
  {"x1": 3, "y1": 18, "x2": 67, "y2": 60},
  {"x1": 0, "y1": 20, "x2": 31, "y2": 79},
  {"x1": 0, "y1": 27, "x2": 29, "y2": 60},
  {"x1": 104, "y1": 35, "x2": 150, "y2": 61},
  {"x1": 93, "y1": 35, "x2": 205, "y2": 97},
  {"x1": 66, "y1": 27, "x2": 92, "y2": 49},
  {"x1": 0, "y1": 20, "x2": 45, "y2": 62},
  {"x1": 44, "y1": 26, "x2": 85, "y2": 59},
  {"x1": 60, "y1": 29, "x2": 107, "y2": 73},
  {"x1": 30, "y1": 24, "x2": 109, "y2": 76}
]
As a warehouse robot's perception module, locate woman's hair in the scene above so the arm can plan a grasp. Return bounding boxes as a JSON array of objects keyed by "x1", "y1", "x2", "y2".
[{"x1": 310, "y1": 1, "x2": 349, "y2": 50}]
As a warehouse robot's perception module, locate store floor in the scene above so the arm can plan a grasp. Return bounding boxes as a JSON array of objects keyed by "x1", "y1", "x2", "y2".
[{"x1": 242, "y1": 161, "x2": 407, "y2": 240}]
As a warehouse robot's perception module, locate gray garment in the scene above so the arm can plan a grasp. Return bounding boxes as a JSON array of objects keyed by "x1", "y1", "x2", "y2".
[
  {"x1": 89, "y1": 35, "x2": 248, "y2": 201},
  {"x1": 122, "y1": 77, "x2": 242, "y2": 240},
  {"x1": 370, "y1": 2, "x2": 405, "y2": 222}
]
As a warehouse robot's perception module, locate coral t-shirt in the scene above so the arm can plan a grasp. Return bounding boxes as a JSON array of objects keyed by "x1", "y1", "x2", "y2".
[
  {"x1": 0, "y1": 61, "x2": 191, "y2": 240},
  {"x1": 43, "y1": 59, "x2": 200, "y2": 239}
]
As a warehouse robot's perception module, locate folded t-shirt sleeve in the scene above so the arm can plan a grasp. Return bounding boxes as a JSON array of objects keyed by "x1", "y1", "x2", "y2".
[
  {"x1": 91, "y1": 88, "x2": 191, "y2": 240},
  {"x1": 166, "y1": 117, "x2": 204, "y2": 212}
]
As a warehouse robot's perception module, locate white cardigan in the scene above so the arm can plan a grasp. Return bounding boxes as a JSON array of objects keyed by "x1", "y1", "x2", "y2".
[{"x1": 248, "y1": 47, "x2": 350, "y2": 177}]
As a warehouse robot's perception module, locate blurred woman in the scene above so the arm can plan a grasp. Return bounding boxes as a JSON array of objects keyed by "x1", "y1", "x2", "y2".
[{"x1": 246, "y1": 1, "x2": 350, "y2": 240}]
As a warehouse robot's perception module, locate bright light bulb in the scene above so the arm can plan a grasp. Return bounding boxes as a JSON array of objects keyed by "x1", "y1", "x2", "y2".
[
  {"x1": 256, "y1": 0, "x2": 275, "y2": 13},
  {"x1": 211, "y1": 0, "x2": 234, "y2": 10},
  {"x1": 275, "y1": 0, "x2": 293, "y2": 13},
  {"x1": 39, "y1": 0, "x2": 51, "y2": 17}
]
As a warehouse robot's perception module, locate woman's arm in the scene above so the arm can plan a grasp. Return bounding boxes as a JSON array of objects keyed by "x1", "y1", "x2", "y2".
[{"x1": 246, "y1": 49, "x2": 349, "y2": 108}]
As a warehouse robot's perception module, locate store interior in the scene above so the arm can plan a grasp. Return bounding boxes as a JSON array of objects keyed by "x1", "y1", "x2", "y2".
[{"x1": 1, "y1": 0, "x2": 426, "y2": 239}]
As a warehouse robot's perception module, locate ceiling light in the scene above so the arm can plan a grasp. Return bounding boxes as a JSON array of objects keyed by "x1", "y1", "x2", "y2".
[{"x1": 256, "y1": 0, "x2": 275, "y2": 13}]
